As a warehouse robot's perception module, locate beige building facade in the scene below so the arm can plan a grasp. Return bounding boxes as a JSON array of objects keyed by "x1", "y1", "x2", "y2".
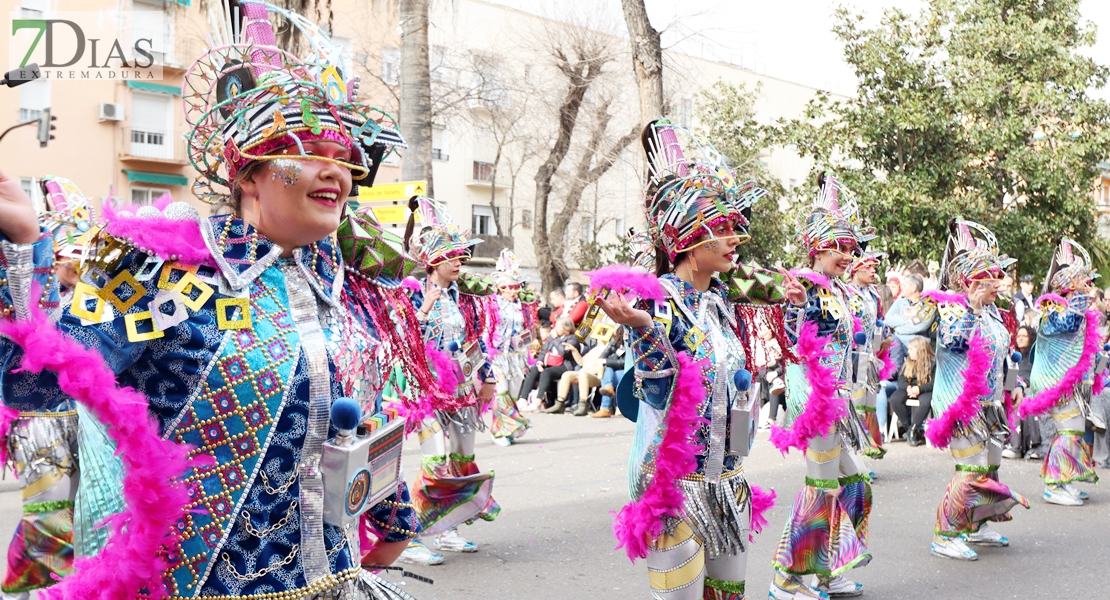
[{"x1": 1, "y1": 0, "x2": 838, "y2": 281}]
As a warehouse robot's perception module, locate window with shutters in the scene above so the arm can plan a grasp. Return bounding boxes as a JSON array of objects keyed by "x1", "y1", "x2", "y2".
[
  {"x1": 131, "y1": 186, "x2": 169, "y2": 206},
  {"x1": 130, "y1": 91, "x2": 174, "y2": 159}
]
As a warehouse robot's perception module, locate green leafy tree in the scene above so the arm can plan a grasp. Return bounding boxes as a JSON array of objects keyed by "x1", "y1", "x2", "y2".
[
  {"x1": 774, "y1": 0, "x2": 1110, "y2": 277},
  {"x1": 696, "y1": 81, "x2": 797, "y2": 267}
]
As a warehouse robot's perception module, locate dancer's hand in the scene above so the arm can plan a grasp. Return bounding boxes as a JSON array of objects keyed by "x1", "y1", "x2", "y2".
[
  {"x1": 595, "y1": 293, "x2": 652, "y2": 328},
  {"x1": 478, "y1": 381, "x2": 495, "y2": 401},
  {"x1": 419, "y1": 285, "x2": 442, "y2": 314},
  {"x1": 778, "y1": 268, "x2": 807, "y2": 306},
  {"x1": 0, "y1": 169, "x2": 38, "y2": 244}
]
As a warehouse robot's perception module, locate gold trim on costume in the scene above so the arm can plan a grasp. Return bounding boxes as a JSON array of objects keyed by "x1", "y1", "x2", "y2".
[
  {"x1": 951, "y1": 442, "x2": 985, "y2": 459},
  {"x1": 806, "y1": 445, "x2": 842, "y2": 463}
]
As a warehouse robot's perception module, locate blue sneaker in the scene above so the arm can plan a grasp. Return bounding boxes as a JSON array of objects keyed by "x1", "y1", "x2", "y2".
[{"x1": 433, "y1": 528, "x2": 478, "y2": 553}]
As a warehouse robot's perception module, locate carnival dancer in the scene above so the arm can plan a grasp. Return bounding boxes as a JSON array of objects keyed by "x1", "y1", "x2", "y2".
[
  {"x1": 845, "y1": 252, "x2": 894, "y2": 462},
  {"x1": 399, "y1": 196, "x2": 499, "y2": 564},
  {"x1": 597, "y1": 119, "x2": 775, "y2": 600},
  {"x1": 1020, "y1": 237, "x2": 1102, "y2": 506},
  {"x1": 0, "y1": 2, "x2": 425, "y2": 598},
  {"x1": 488, "y1": 249, "x2": 534, "y2": 447},
  {"x1": 925, "y1": 220, "x2": 1029, "y2": 561},
  {"x1": 770, "y1": 174, "x2": 874, "y2": 599},
  {"x1": 0, "y1": 176, "x2": 91, "y2": 598}
]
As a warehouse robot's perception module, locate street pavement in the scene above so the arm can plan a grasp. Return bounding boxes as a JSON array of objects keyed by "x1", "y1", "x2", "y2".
[{"x1": 2, "y1": 409, "x2": 1108, "y2": 599}]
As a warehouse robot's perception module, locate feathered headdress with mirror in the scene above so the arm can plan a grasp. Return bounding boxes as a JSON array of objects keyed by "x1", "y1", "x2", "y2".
[
  {"x1": 796, "y1": 172, "x2": 875, "y2": 259},
  {"x1": 1043, "y1": 237, "x2": 1098, "y2": 296},
  {"x1": 939, "y1": 219, "x2": 1016, "y2": 291},
  {"x1": 408, "y1": 196, "x2": 482, "y2": 268},
  {"x1": 641, "y1": 119, "x2": 766, "y2": 262},
  {"x1": 183, "y1": 0, "x2": 406, "y2": 204}
]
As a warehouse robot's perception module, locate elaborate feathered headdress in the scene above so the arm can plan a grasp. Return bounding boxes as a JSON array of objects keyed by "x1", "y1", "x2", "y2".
[
  {"x1": 407, "y1": 196, "x2": 482, "y2": 267},
  {"x1": 183, "y1": 0, "x2": 405, "y2": 204},
  {"x1": 847, "y1": 249, "x2": 887, "y2": 279},
  {"x1": 1043, "y1": 237, "x2": 1098, "y2": 295},
  {"x1": 39, "y1": 176, "x2": 96, "y2": 261},
  {"x1": 796, "y1": 173, "x2": 875, "y2": 258},
  {"x1": 939, "y1": 219, "x2": 1016, "y2": 290},
  {"x1": 494, "y1": 249, "x2": 524, "y2": 288},
  {"x1": 642, "y1": 119, "x2": 766, "y2": 262}
]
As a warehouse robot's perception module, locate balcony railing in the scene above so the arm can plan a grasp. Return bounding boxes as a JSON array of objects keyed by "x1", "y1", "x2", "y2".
[
  {"x1": 121, "y1": 127, "x2": 187, "y2": 163},
  {"x1": 471, "y1": 234, "x2": 513, "y2": 260}
]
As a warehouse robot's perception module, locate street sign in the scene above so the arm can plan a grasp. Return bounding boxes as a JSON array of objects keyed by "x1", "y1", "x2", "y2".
[{"x1": 356, "y1": 180, "x2": 427, "y2": 224}]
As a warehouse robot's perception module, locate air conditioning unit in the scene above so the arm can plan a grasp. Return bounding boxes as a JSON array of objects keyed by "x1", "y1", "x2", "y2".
[{"x1": 98, "y1": 102, "x2": 124, "y2": 122}]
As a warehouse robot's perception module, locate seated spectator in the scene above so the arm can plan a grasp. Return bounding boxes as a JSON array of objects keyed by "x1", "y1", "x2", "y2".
[
  {"x1": 1009, "y1": 325, "x2": 1045, "y2": 459},
  {"x1": 563, "y1": 281, "x2": 589, "y2": 325},
  {"x1": 518, "y1": 318, "x2": 579, "y2": 411},
  {"x1": 889, "y1": 336, "x2": 935, "y2": 446},
  {"x1": 548, "y1": 288, "x2": 566, "y2": 322},
  {"x1": 593, "y1": 329, "x2": 628, "y2": 418},
  {"x1": 752, "y1": 323, "x2": 786, "y2": 428},
  {"x1": 555, "y1": 337, "x2": 606, "y2": 416}
]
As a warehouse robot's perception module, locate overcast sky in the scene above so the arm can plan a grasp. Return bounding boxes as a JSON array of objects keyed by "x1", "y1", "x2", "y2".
[{"x1": 487, "y1": 0, "x2": 1110, "y2": 98}]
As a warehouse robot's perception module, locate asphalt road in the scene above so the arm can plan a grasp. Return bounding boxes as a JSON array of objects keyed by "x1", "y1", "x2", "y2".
[{"x1": 2, "y1": 409, "x2": 1108, "y2": 600}]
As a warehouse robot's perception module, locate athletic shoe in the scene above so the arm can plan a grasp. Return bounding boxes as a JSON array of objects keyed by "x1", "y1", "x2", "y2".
[
  {"x1": 1001, "y1": 446, "x2": 1020, "y2": 459},
  {"x1": 769, "y1": 570, "x2": 829, "y2": 599},
  {"x1": 397, "y1": 539, "x2": 445, "y2": 566},
  {"x1": 1043, "y1": 484, "x2": 1083, "y2": 506},
  {"x1": 868, "y1": 470, "x2": 879, "y2": 481},
  {"x1": 961, "y1": 523, "x2": 1008, "y2": 547},
  {"x1": 930, "y1": 536, "x2": 978, "y2": 560},
  {"x1": 433, "y1": 528, "x2": 478, "y2": 553},
  {"x1": 490, "y1": 434, "x2": 512, "y2": 447},
  {"x1": 817, "y1": 575, "x2": 863, "y2": 597},
  {"x1": 1064, "y1": 482, "x2": 1089, "y2": 500}
]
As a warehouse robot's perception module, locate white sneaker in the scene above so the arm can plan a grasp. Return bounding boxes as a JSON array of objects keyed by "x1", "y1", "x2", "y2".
[
  {"x1": 396, "y1": 539, "x2": 445, "y2": 565},
  {"x1": 1044, "y1": 484, "x2": 1083, "y2": 506},
  {"x1": 433, "y1": 528, "x2": 478, "y2": 553},
  {"x1": 1064, "y1": 482, "x2": 1089, "y2": 500},
  {"x1": 490, "y1": 433, "x2": 512, "y2": 447},
  {"x1": 930, "y1": 536, "x2": 978, "y2": 560},
  {"x1": 769, "y1": 570, "x2": 829, "y2": 599},
  {"x1": 1001, "y1": 446, "x2": 1020, "y2": 459},
  {"x1": 817, "y1": 575, "x2": 863, "y2": 597},
  {"x1": 961, "y1": 523, "x2": 1009, "y2": 547}
]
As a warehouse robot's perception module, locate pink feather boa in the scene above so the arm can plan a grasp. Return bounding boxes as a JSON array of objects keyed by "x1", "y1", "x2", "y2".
[
  {"x1": 613, "y1": 352, "x2": 708, "y2": 561},
  {"x1": 586, "y1": 265, "x2": 665, "y2": 303},
  {"x1": 749, "y1": 485, "x2": 777, "y2": 542},
  {"x1": 789, "y1": 269, "x2": 830, "y2": 289},
  {"x1": 0, "y1": 297, "x2": 196, "y2": 600},
  {"x1": 925, "y1": 332, "x2": 992, "y2": 449},
  {"x1": 401, "y1": 276, "x2": 422, "y2": 296},
  {"x1": 1019, "y1": 308, "x2": 1102, "y2": 419},
  {"x1": 769, "y1": 321, "x2": 846, "y2": 454},
  {"x1": 392, "y1": 342, "x2": 470, "y2": 430},
  {"x1": 0, "y1": 405, "x2": 19, "y2": 476},
  {"x1": 1095, "y1": 372, "x2": 1106, "y2": 396},
  {"x1": 1035, "y1": 293, "x2": 1068, "y2": 308},
  {"x1": 922, "y1": 289, "x2": 967, "y2": 306},
  {"x1": 877, "y1": 345, "x2": 896, "y2": 381},
  {"x1": 102, "y1": 195, "x2": 214, "y2": 267}
]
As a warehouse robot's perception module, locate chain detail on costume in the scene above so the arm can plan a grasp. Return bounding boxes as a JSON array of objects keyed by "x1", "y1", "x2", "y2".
[
  {"x1": 240, "y1": 500, "x2": 298, "y2": 539},
  {"x1": 221, "y1": 544, "x2": 299, "y2": 582},
  {"x1": 258, "y1": 470, "x2": 299, "y2": 496}
]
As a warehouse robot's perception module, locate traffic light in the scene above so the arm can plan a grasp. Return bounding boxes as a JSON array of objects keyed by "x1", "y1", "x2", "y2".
[{"x1": 37, "y1": 107, "x2": 55, "y2": 148}]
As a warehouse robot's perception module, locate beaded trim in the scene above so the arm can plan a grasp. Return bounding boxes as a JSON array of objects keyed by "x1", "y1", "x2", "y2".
[{"x1": 955, "y1": 464, "x2": 999, "y2": 474}]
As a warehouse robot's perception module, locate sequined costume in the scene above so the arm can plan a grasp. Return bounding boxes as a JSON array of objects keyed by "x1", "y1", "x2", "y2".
[
  {"x1": 404, "y1": 277, "x2": 499, "y2": 534},
  {"x1": 1, "y1": 2, "x2": 424, "y2": 597},
  {"x1": 926, "y1": 221, "x2": 1028, "y2": 554},
  {"x1": 928, "y1": 295, "x2": 1029, "y2": 535},
  {"x1": 0, "y1": 175, "x2": 98, "y2": 594},
  {"x1": 846, "y1": 281, "x2": 887, "y2": 458},
  {"x1": 1025, "y1": 238, "x2": 1102, "y2": 502},
  {"x1": 774, "y1": 272, "x2": 873, "y2": 578},
  {"x1": 487, "y1": 250, "x2": 534, "y2": 443},
  {"x1": 604, "y1": 120, "x2": 772, "y2": 600}
]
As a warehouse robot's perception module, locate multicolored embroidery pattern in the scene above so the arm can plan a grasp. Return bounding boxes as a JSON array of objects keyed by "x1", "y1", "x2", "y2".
[{"x1": 163, "y1": 271, "x2": 299, "y2": 597}]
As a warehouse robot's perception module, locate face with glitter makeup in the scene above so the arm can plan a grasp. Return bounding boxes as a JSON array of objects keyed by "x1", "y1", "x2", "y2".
[
  {"x1": 238, "y1": 140, "x2": 353, "y2": 256},
  {"x1": 683, "y1": 220, "x2": 743, "y2": 274}
]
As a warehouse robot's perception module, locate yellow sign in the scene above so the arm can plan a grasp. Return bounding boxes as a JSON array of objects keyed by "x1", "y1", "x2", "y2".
[
  {"x1": 371, "y1": 205, "x2": 410, "y2": 224},
  {"x1": 358, "y1": 180, "x2": 427, "y2": 202}
]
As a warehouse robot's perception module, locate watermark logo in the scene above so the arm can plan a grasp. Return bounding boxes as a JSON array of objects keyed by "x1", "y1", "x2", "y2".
[{"x1": 8, "y1": 11, "x2": 165, "y2": 81}]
